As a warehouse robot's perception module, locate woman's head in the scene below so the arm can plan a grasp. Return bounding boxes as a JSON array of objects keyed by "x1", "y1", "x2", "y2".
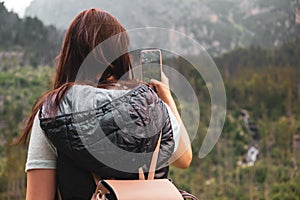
[
  {"x1": 17, "y1": 8, "x2": 133, "y2": 144},
  {"x1": 54, "y1": 8, "x2": 132, "y2": 88}
]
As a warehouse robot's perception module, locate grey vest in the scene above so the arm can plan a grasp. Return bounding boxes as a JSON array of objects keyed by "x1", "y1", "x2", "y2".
[{"x1": 39, "y1": 84, "x2": 175, "y2": 199}]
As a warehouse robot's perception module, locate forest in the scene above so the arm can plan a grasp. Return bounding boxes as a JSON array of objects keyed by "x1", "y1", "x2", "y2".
[
  {"x1": 0, "y1": 2, "x2": 300, "y2": 200},
  {"x1": 0, "y1": 2, "x2": 62, "y2": 67},
  {"x1": 25, "y1": 0, "x2": 300, "y2": 56}
]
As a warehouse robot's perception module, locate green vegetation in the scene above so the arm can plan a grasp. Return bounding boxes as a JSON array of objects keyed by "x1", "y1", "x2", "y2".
[
  {"x1": 168, "y1": 39, "x2": 300, "y2": 199},
  {"x1": 1, "y1": 41, "x2": 299, "y2": 199},
  {"x1": 0, "y1": 65, "x2": 53, "y2": 199},
  {"x1": 169, "y1": 65, "x2": 300, "y2": 199}
]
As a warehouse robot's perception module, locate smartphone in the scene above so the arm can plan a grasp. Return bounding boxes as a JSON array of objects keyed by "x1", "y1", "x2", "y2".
[{"x1": 140, "y1": 49, "x2": 162, "y2": 83}]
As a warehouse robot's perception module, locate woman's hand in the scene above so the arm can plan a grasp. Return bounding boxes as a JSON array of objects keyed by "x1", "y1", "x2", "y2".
[
  {"x1": 150, "y1": 75, "x2": 192, "y2": 169},
  {"x1": 150, "y1": 79, "x2": 172, "y2": 104}
]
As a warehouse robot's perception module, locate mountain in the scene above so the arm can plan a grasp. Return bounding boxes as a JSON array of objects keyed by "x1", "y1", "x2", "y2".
[
  {"x1": 0, "y1": 2, "x2": 62, "y2": 66},
  {"x1": 24, "y1": 0, "x2": 300, "y2": 56}
]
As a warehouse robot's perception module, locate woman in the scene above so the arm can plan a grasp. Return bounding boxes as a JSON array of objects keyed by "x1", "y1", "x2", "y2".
[{"x1": 18, "y1": 8, "x2": 192, "y2": 200}]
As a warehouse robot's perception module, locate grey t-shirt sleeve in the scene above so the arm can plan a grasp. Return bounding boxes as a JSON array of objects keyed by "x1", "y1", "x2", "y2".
[{"x1": 25, "y1": 113, "x2": 57, "y2": 172}]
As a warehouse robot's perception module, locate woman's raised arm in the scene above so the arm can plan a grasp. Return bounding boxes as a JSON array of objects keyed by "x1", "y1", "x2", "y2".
[{"x1": 150, "y1": 78, "x2": 192, "y2": 169}]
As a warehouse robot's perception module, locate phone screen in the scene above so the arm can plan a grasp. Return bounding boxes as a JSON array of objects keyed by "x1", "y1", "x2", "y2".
[{"x1": 140, "y1": 49, "x2": 162, "y2": 83}]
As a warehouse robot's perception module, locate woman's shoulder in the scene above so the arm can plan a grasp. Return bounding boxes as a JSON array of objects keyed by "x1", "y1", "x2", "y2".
[
  {"x1": 40, "y1": 83, "x2": 155, "y2": 118},
  {"x1": 66, "y1": 83, "x2": 157, "y2": 104}
]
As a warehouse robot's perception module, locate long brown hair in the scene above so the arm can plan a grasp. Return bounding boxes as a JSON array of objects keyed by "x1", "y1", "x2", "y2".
[{"x1": 16, "y1": 8, "x2": 133, "y2": 144}]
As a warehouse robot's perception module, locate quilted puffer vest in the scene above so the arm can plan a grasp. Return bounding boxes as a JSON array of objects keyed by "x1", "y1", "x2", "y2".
[{"x1": 39, "y1": 84, "x2": 175, "y2": 200}]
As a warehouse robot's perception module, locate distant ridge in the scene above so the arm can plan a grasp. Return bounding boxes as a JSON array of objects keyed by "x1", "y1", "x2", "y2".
[
  {"x1": 0, "y1": 2, "x2": 62, "y2": 66},
  {"x1": 25, "y1": 0, "x2": 300, "y2": 56}
]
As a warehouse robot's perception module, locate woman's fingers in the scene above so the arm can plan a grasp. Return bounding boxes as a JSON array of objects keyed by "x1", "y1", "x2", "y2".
[
  {"x1": 150, "y1": 79, "x2": 169, "y2": 90},
  {"x1": 150, "y1": 79, "x2": 170, "y2": 99}
]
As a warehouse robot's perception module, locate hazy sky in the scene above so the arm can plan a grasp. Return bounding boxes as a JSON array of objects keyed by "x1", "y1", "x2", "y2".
[{"x1": 2, "y1": 0, "x2": 33, "y2": 17}]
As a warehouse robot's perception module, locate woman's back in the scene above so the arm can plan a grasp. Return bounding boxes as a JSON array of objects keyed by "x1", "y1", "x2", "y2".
[{"x1": 37, "y1": 84, "x2": 177, "y2": 199}]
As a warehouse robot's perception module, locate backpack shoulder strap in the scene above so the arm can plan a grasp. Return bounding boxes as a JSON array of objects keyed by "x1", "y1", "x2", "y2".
[{"x1": 146, "y1": 131, "x2": 162, "y2": 180}]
